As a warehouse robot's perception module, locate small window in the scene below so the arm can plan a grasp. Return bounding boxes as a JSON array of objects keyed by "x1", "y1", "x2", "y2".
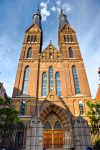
[
  {"x1": 34, "y1": 35, "x2": 37, "y2": 43},
  {"x1": 27, "y1": 47, "x2": 32, "y2": 58},
  {"x1": 31, "y1": 36, "x2": 34, "y2": 43},
  {"x1": 27, "y1": 35, "x2": 30, "y2": 43},
  {"x1": 79, "y1": 100, "x2": 84, "y2": 115},
  {"x1": 44, "y1": 121, "x2": 51, "y2": 129},
  {"x1": 20, "y1": 100, "x2": 26, "y2": 115},
  {"x1": 70, "y1": 35, "x2": 73, "y2": 42},
  {"x1": 54, "y1": 121, "x2": 62, "y2": 129},
  {"x1": 64, "y1": 35, "x2": 67, "y2": 42},
  {"x1": 69, "y1": 47, "x2": 74, "y2": 58},
  {"x1": 50, "y1": 53, "x2": 53, "y2": 59}
]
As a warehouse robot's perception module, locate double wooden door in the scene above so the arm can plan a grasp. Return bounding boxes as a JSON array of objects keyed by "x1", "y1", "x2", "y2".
[{"x1": 43, "y1": 129, "x2": 63, "y2": 149}]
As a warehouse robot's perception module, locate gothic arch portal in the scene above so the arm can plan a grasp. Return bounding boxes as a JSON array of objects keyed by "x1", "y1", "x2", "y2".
[{"x1": 40, "y1": 104, "x2": 74, "y2": 149}]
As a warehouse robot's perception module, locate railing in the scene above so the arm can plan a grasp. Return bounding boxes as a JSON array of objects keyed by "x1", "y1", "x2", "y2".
[
  {"x1": 0, "y1": 125, "x2": 26, "y2": 150},
  {"x1": 0, "y1": 124, "x2": 100, "y2": 150}
]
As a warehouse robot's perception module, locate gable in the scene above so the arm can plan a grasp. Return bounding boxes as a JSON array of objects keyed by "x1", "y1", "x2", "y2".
[
  {"x1": 26, "y1": 24, "x2": 41, "y2": 33},
  {"x1": 60, "y1": 24, "x2": 75, "y2": 33}
]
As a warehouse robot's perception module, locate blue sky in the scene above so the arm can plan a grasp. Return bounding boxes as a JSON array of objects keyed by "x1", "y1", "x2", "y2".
[{"x1": 0, "y1": 0, "x2": 100, "y2": 98}]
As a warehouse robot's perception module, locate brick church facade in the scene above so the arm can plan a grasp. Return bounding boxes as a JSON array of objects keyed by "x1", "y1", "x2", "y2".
[{"x1": 12, "y1": 8, "x2": 93, "y2": 150}]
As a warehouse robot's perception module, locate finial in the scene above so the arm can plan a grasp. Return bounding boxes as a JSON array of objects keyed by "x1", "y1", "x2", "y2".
[{"x1": 98, "y1": 67, "x2": 100, "y2": 81}]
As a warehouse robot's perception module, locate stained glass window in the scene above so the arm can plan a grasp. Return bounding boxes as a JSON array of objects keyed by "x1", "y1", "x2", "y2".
[
  {"x1": 44, "y1": 121, "x2": 51, "y2": 129},
  {"x1": 54, "y1": 121, "x2": 62, "y2": 129},
  {"x1": 56, "y1": 72, "x2": 62, "y2": 96},
  {"x1": 42, "y1": 72, "x2": 47, "y2": 96},
  {"x1": 49, "y1": 67, "x2": 54, "y2": 91},
  {"x1": 72, "y1": 66, "x2": 81, "y2": 94},
  {"x1": 22, "y1": 66, "x2": 30, "y2": 95}
]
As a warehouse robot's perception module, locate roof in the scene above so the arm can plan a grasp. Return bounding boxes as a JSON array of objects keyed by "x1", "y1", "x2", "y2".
[
  {"x1": 59, "y1": 9, "x2": 69, "y2": 31},
  {"x1": 95, "y1": 84, "x2": 100, "y2": 101}
]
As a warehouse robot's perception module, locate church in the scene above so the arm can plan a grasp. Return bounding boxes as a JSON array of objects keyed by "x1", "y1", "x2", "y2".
[{"x1": 12, "y1": 8, "x2": 94, "y2": 150}]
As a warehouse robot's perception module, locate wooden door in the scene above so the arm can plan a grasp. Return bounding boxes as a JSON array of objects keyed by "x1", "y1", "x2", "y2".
[
  {"x1": 54, "y1": 130, "x2": 63, "y2": 148},
  {"x1": 43, "y1": 130, "x2": 52, "y2": 148}
]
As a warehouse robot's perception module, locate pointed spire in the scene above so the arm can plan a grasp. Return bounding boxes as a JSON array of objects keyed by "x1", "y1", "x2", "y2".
[
  {"x1": 32, "y1": 6, "x2": 42, "y2": 29},
  {"x1": 59, "y1": 9, "x2": 69, "y2": 30}
]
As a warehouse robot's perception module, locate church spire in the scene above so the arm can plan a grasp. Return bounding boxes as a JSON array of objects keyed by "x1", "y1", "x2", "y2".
[
  {"x1": 59, "y1": 9, "x2": 69, "y2": 30},
  {"x1": 32, "y1": 7, "x2": 42, "y2": 29}
]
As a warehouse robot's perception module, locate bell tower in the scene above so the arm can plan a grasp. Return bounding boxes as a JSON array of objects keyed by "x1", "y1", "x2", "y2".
[
  {"x1": 58, "y1": 9, "x2": 82, "y2": 60},
  {"x1": 58, "y1": 9, "x2": 91, "y2": 97},
  {"x1": 12, "y1": 8, "x2": 42, "y2": 98}
]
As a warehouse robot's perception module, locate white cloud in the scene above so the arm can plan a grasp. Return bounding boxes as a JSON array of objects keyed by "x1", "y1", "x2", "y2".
[
  {"x1": 56, "y1": 0, "x2": 61, "y2": 7},
  {"x1": 62, "y1": 4, "x2": 71, "y2": 13},
  {"x1": 51, "y1": 6, "x2": 56, "y2": 12},
  {"x1": 51, "y1": 1, "x2": 71, "y2": 14},
  {"x1": 40, "y1": 2, "x2": 50, "y2": 21}
]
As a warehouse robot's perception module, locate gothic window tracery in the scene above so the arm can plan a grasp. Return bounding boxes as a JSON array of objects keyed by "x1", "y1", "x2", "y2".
[
  {"x1": 72, "y1": 66, "x2": 81, "y2": 94},
  {"x1": 27, "y1": 47, "x2": 32, "y2": 58},
  {"x1": 42, "y1": 72, "x2": 47, "y2": 96},
  {"x1": 56, "y1": 72, "x2": 62, "y2": 96},
  {"x1": 22, "y1": 66, "x2": 30, "y2": 95}
]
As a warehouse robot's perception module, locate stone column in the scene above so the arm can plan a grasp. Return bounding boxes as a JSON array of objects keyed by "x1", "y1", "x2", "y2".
[{"x1": 25, "y1": 115, "x2": 43, "y2": 150}]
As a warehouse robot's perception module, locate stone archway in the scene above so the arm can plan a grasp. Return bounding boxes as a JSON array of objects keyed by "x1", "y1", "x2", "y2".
[
  {"x1": 43, "y1": 112, "x2": 63, "y2": 149},
  {"x1": 40, "y1": 104, "x2": 74, "y2": 150}
]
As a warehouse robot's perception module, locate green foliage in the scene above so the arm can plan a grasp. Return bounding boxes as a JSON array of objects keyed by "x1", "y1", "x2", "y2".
[
  {"x1": 0, "y1": 97, "x2": 23, "y2": 125},
  {"x1": 86, "y1": 100, "x2": 100, "y2": 126}
]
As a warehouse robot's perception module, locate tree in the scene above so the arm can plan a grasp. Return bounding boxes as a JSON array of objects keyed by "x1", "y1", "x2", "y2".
[
  {"x1": 86, "y1": 100, "x2": 100, "y2": 126},
  {"x1": 86, "y1": 100, "x2": 100, "y2": 149},
  {"x1": 0, "y1": 97, "x2": 24, "y2": 149},
  {"x1": 0, "y1": 97, "x2": 23, "y2": 125}
]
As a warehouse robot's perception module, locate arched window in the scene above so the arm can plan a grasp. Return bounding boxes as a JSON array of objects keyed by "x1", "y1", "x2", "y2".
[
  {"x1": 34, "y1": 35, "x2": 37, "y2": 42},
  {"x1": 54, "y1": 121, "x2": 62, "y2": 129},
  {"x1": 44, "y1": 121, "x2": 52, "y2": 129},
  {"x1": 49, "y1": 67, "x2": 54, "y2": 91},
  {"x1": 72, "y1": 66, "x2": 81, "y2": 94},
  {"x1": 70, "y1": 35, "x2": 73, "y2": 42},
  {"x1": 22, "y1": 66, "x2": 30, "y2": 95},
  {"x1": 79, "y1": 100, "x2": 84, "y2": 115},
  {"x1": 27, "y1": 35, "x2": 30, "y2": 43},
  {"x1": 69, "y1": 47, "x2": 74, "y2": 58},
  {"x1": 31, "y1": 35, "x2": 34, "y2": 42},
  {"x1": 50, "y1": 53, "x2": 53, "y2": 59},
  {"x1": 42, "y1": 72, "x2": 47, "y2": 96},
  {"x1": 64, "y1": 35, "x2": 67, "y2": 42},
  {"x1": 20, "y1": 100, "x2": 26, "y2": 115},
  {"x1": 27, "y1": 48, "x2": 32, "y2": 58},
  {"x1": 56, "y1": 72, "x2": 62, "y2": 96}
]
